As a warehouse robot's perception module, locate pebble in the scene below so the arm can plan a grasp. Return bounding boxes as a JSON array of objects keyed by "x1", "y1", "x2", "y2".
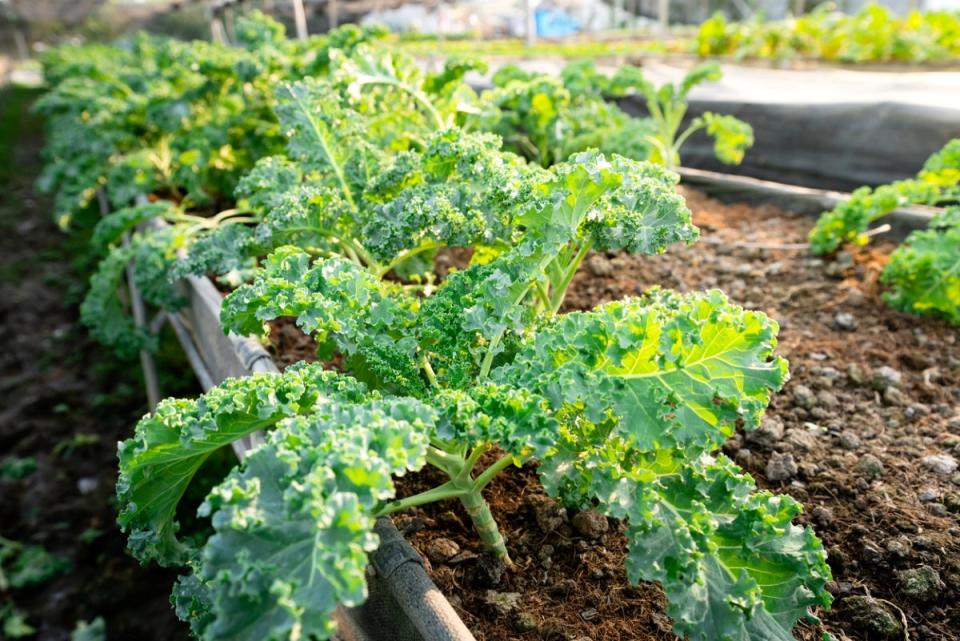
[
  {"x1": 765, "y1": 452, "x2": 798, "y2": 481},
  {"x1": 513, "y1": 611, "x2": 538, "y2": 632},
  {"x1": 843, "y1": 595, "x2": 904, "y2": 639},
  {"x1": 896, "y1": 565, "x2": 945, "y2": 602},
  {"x1": 745, "y1": 415, "x2": 783, "y2": 450},
  {"x1": 586, "y1": 254, "x2": 614, "y2": 277},
  {"x1": 526, "y1": 495, "x2": 567, "y2": 533},
  {"x1": 945, "y1": 493, "x2": 960, "y2": 513},
  {"x1": 483, "y1": 590, "x2": 522, "y2": 614},
  {"x1": 873, "y1": 366, "x2": 903, "y2": 391},
  {"x1": 783, "y1": 428, "x2": 819, "y2": 452},
  {"x1": 847, "y1": 363, "x2": 867, "y2": 385},
  {"x1": 917, "y1": 487, "x2": 940, "y2": 502},
  {"x1": 855, "y1": 454, "x2": 885, "y2": 478},
  {"x1": 734, "y1": 448, "x2": 753, "y2": 469},
  {"x1": 571, "y1": 509, "x2": 609, "y2": 539},
  {"x1": 77, "y1": 477, "x2": 98, "y2": 495},
  {"x1": 838, "y1": 430, "x2": 861, "y2": 450},
  {"x1": 424, "y1": 537, "x2": 460, "y2": 563},
  {"x1": 812, "y1": 505, "x2": 834, "y2": 525},
  {"x1": 883, "y1": 386, "x2": 910, "y2": 406},
  {"x1": 845, "y1": 287, "x2": 866, "y2": 307},
  {"x1": 833, "y1": 312, "x2": 858, "y2": 331},
  {"x1": 579, "y1": 608, "x2": 599, "y2": 622},
  {"x1": 792, "y1": 384, "x2": 817, "y2": 410},
  {"x1": 816, "y1": 390, "x2": 840, "y2": 409},
  {"x1": 921, "y1": 454, "x2": 958, "y2": 475}
]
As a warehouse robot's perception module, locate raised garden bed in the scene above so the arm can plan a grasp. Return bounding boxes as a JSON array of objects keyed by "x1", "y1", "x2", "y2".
[{"x1": 169, "y1": 182, "x2": 959, "y2": 641}]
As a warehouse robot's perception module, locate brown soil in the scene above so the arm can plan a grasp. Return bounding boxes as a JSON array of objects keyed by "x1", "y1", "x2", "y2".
[
  {"x1": 0, "y1": 87, "x2": 192, "y2": 641},
  {"x1": 267, "y1": 187, "x2": 960, "y2": 641}
]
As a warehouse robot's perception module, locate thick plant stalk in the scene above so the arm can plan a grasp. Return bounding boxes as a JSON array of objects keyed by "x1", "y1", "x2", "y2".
[{"x1": 459, "y1": 490, "x2": 511, "y2": 566}]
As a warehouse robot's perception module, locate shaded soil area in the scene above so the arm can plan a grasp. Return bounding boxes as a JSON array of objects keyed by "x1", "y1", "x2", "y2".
[
  {"x1": 268, "y1": 187, "x2": 960, "y2": 641},
  {"x1": 0, "y1": 86, "x2": 192, "y2": 641}
]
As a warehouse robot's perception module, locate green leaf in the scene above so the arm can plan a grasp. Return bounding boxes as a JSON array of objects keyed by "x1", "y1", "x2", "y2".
[
  {"x1": 91, "y1": 201, "x2": 175, "y2": 254},
  {"x1": 193, "y1": 399, "x2": 434, "y2": 641},
  {"x1": 220, "y1": 248, "x2": 424, "y2": 394},
  {"x1": 701, "y1": 113, "x2": 754, "y2": 166},
  {"x1": 546, "y1": 442, "x2": 830, "y2": 641},
  {"x1": 117, "y1": 363, "x2": 368, "y2": 565},
  {"x1": 810, "y1": 139, "x2": 960, "y2": 255},
  {"x1": 494, "y1": 288, "x2": 788, "y2": 452},
  {"x1": 881, "y1": 207, "x2": 960, "y2": 325},
  {"x1": 71, "y1": 617, "x2": 107, "y2": 641}
]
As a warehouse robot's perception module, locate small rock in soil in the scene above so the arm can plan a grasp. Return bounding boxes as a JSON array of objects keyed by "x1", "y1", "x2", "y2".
[
  {"x1": 855, "y1": 454, "x2": 886, "y2": 478},
  {"x1": 746, "y1": 415, "x2": 784, "y2": 450},
  {"x1": 883, "y1": 386, "x2": 910, "y2": 406},
  {"x1": 812, "y1": 505, "x2": 834, "y2": 525},
  {"x1": 843, "y1": 595, "x2": 904, "y2": 639},
  {"x1": 921, "y1": 454, "x2": 958, "y2": 475},
  {"x1": 927, "y1": 502, "x2": 949, "y2": 516},
  {"x1": 483, "y1": 590, "x2": 522, "y2": 615},
  {"x1": 833, "y1": 312, "x2": 858, "y2": 331},
  {"x1": 784, "y1": 427, "x2": 819, "y2": 452},
  {"x1": 579, "y1": 608, "x2": 599, "y2": 622},
  {"x1": 873, "y1": 366, "x2": 903, "y2": 391},
  {"x1": 838, "y1": 430, "x2": 861, "y2": 450},
  {"x1": 77, "y1": 477, "x2": 98, "y2": 495},
  {"x1": 766, "y1": 452, "x2": 798, "y2": 481},
  {"x1": 571, "y1": 509, "x2": 609, "y2": 539},
  {"x1": 917, "y1": 487, "x2": 940, "y2": 502},
  {"x1": 885, "y1": 536, "x2": 912, "y2": 559},
  {"x1": 945, "y1": 493, "x2": 960, "y2": 513},
  {"x1": 512, "y1": 611, "x2": 538, "y2": 632},
  {"x1": 472, "y1": 554, "x2": 505, "y2": 587},
  {"x1": 734, "y1": 448, "x2": 754, "y2": 469},
  {"x1": 816, "y1": 390, "x2": 840, "y2": 408},
  {"x1": 424, "y1": 537, "x2": 460, "y2": 563},
  {"x1": 848, "y1": 363, "x2": 868, "y2": 385},
  {"x1": 792, "y1": 384, "x2": 817, "y2": 410},
  {"x1": 526, "y1": 494, "x2": 567, "y2": 533},
  {"x1": 586, "y1": 254, "x2": 614, "y2": 277},
  {"x1": 846, "y1": 287, "x2": 866, "y2": 307},
  {"x1": 896, "y1": 565, "x2": 945, "y2": 602}
]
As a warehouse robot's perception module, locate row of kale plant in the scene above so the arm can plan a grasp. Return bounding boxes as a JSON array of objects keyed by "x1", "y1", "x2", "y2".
[{"x1": 35, "y1": 12, "x2": 834, "y2": 641}]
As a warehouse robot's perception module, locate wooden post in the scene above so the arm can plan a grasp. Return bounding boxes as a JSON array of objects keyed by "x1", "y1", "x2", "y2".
[
  {"x1": 291, "y1": 0, "x2": 308, "y2": 40},
  {"x1": 792, "y1": 0, "x2": 806, "y2": 16},
  {"x1": 224, "y1": 4, "x2": 237, "y2": 42},
  {"x1": 658, "y1": 0, "x2": 669, "y2": 33},
  {"x1": 327, "y1": 0, "x2": 339, "y2": 30},
  {"x1": 524, "y1": 0, "x2": 536, "y2": 47},
  {"x1": 12, "y1": 26, "x2": 29, "y2": 60}
]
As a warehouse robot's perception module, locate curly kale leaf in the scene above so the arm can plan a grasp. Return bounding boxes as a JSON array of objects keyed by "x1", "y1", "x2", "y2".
[
  {"x1": 434, "y1": 383, "x2": 557, "y2": 459},
  {"x1": 91, "y1": 201, "x2": 175, "y2": 254},
  {"x1": 81, "y1": 229, "x2": 183, "y2": 357},
  {"x1": 117, "y1": 363, "x2": 369, "y2": 565},
  {"x1": 106, "y1": 150, "x2": 160, "y2": 208},
  {"x1": 583, "y1": 155, "x2": 698, "y2": 254},
  {"x1": 188, "y1": 398, "x2": 434, "y2": 641},
  {"x1": 494, "y1": 288, "x2": 788, "y2": 452},
  {"x1": 234, "y1": 155, "x2": 303, "y2": 215},
  {"x1": 221, "y1": 248, "x2": 424, "y2": 395},
  {"x1": 701, "y1": 112, "x2": 755, "y2": 166},
  {"x1": 810, "y1": 138, "x2": 960, "y2": 255},
  {"x1": 173, "y1": 224, "x2": 262, "y2": 282},
  {"x1": 361, "y1": 129, "x2": 546, "y2": 261},
  {"x1": 881, "y1": 207, "x2": 960, "y2": 325},
  {"x1": 501, "y1": 289, "x2": 826, "y2": 640},
  {"x1": 542, "y1": 435, "x2": 830, "y2": 641}
]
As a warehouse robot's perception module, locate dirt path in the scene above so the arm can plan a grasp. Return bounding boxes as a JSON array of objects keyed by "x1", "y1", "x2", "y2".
[{"x1": 0, "y1": 86, "x2": 190, "y2": 641}]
